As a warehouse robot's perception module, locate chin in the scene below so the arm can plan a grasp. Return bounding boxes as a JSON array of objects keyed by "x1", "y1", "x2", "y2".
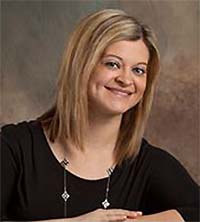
[
  {"x1": 89, "y1": 97, "x2": 139, "y2": 116},
  {"x1": 102, "y1": 105, "x2": 134, "y2": 116}
]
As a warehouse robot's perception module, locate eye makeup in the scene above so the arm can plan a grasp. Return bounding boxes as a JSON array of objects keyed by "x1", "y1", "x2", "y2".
[{"x1": 101, "y1": 55, "x2": 147, "y2": 75}]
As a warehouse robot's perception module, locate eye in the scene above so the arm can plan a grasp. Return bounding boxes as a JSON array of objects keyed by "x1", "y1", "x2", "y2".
[
  {"x1": 132, "y1": 67, "x2": 146, "y2": 76},
  {"x1": 104, "y1": 61, "x2": 120, "y2": 70}
]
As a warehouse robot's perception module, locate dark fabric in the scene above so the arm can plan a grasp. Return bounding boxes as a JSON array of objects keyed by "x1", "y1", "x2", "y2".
[{"x1": 1, "y1": 120, "x2": 199, "y2": 221}]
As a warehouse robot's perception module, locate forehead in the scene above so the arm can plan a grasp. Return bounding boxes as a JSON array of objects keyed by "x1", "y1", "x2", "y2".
[{"x1": 103, "y1": 40, "x2": 149, "y2": 64}]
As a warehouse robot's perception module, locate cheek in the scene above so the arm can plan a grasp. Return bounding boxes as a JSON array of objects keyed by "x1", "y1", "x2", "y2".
[
  {"x1": 88, "y1": 74, "x2": 105, "y2": 97},
  {"x1": 89, "y1": 77, "x2": 104, "y2": 91},
  {"x1": 137, "y1": 78, "x2": 147, "y2": 94},
  {"x1": 89, "y1": 71, "x2": 111, "y2": 88}
]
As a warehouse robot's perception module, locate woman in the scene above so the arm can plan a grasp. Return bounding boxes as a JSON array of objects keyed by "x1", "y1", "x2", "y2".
[{"x1": 1, "y1": 9, "x2": 199, "y2": 221}]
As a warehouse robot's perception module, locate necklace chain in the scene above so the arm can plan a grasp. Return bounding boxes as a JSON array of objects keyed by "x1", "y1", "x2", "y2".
[
  {"x1": 60, "y1": 158, "x2": 114, "y2": 217},
  {"x1": 60, "y1": 159, "x2": 70, "y2": 217}
]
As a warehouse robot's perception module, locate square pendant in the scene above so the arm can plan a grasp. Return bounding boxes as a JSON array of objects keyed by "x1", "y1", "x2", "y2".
[
  {"x1": 62, "y1": 191, "x2": 70, "y2": 202},
  {"x1": 102, "y1": 199, "x2": 110, "y2": 209}
]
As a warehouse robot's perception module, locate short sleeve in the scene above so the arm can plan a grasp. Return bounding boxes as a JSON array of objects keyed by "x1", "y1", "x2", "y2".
[
  {"x1": 1, "y1": 125, "x2": 19, "y2": 220},
  {"x1": 147, "y1": 147, "x2": 199, "y2": 221}
]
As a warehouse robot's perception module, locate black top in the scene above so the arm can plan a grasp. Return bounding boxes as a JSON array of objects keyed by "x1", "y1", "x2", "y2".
[{"x1": 1, "y1": 120, "x2": 199, "y2": 221}]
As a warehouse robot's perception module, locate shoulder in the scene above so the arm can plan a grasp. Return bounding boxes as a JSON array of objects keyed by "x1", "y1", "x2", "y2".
[
  {"x1": 140, "y1": 138, "x2": 181, "y2": 164},
  {"x1": 1, "y1": 120, "x2": 40, "y2": 143},
  {"x1": 122, "y1": 138, "x2": 182, "y2": 175},
  {"x1": 140, "y1": 138, "x2": 192, "y2": 181},
  {"x1": 135, "y1": 138, "x2": 188, "y2": 176},
  {"x1": 1, "y1": 120, "x2": 42, "y2": 158},
  {"x1": 123, "y1": 138, "x2": 180, "y2": 169},
  {"x1": 1, "y1": 119, "x2": 37, "y2": 132}
]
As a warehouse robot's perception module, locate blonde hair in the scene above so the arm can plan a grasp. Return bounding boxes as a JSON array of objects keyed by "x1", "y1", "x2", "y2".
[{"x1": 38, "y1": 9, "x2": 160, "y2": 165}]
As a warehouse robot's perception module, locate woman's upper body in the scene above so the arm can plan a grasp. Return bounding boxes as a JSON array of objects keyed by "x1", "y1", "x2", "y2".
[
  {"x1": 1, "y1": 120, "x2": 199, "y2": 221},
  {"x1": 1, "y1": 9, "x2": 199, "y2": 222}
]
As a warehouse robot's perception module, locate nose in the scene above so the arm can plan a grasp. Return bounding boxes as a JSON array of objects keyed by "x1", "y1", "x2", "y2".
[{"x1": 115, "y1": 68, "x2": 133, "y2": 86}]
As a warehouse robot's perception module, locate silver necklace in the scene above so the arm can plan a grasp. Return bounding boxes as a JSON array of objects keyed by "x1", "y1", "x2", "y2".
[
  {"x1": 60, "y1": 158, "x2": 115, "y2": 217},
  {"x1": 60, "y1": 159, "x2": 70, "y2": 217}
]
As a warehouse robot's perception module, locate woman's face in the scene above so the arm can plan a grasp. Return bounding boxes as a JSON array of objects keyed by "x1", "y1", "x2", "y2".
[{"x1": 88, "y1": 40, "x2": 149, "y2": 116}]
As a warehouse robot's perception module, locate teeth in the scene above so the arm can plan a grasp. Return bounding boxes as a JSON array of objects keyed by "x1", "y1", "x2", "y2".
[{"x1": 109, "y1": 89, "x2": 129, "y2": 96}]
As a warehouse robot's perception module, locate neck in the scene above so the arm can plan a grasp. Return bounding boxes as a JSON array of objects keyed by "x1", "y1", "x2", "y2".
[
  {"x1": 63, "y1": 112, "x2": 122, "y2": 162},
  {"x1": 55, "y1": 109, "x2": 123, "y2": 170},
  {"x1": 83, "y1": 113, "x2": 122, "y2": 153}
]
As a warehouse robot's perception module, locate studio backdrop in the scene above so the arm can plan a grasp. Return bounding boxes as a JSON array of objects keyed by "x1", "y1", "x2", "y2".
[{"x1": 1, "y1": 0, "x2": 199, "y2": 184}]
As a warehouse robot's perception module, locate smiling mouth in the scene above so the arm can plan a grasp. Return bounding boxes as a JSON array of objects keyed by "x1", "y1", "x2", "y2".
[{"x1": 105, "y1": 86, "x2": 133, "y2": 96}]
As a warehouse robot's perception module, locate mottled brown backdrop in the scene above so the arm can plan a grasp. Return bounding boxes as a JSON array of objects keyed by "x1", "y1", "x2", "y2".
[{"x1": 1, "y1": 0, "x2": 199, "y2": 184}]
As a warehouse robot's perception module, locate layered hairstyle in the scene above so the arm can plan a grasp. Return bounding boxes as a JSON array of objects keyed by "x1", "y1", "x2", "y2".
[{"x1": 38, "y1": 9, "x2": 160, "y2": 165}]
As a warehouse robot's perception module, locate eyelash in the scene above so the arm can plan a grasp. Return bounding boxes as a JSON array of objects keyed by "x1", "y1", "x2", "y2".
[
  {"x1": 132, "y1": 67, "x2": 146, "y2": 75},
  {"x1": 104, "y1": 61, "x2": 146, "y2": 76},
  {"x1": 104, "y1": 61, "x2": 120, "y2": 69}
]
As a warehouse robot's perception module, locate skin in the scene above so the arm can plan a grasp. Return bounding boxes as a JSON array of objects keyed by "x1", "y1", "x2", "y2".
[
  {"x1": 48, "y1": 40, "x2": 149, "y2": 180},
  {"x1": 88, "y1": 39, "x2": 148, "y2": 117},
  {"x1": 41, "y1": 40, "x2": 184, "y2": 222},
  {"x1": 37, "y1": 209, "x2": 142, "y2": 222}
]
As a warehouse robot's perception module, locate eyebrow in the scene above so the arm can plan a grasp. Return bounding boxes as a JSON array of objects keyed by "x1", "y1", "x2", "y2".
[{"x1": 103, "y1": 54, "x2": 148, "y2": 66}]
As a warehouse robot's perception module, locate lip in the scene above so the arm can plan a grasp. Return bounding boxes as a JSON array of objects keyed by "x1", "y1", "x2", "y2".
[{"x1": 105, "y1": 86, "x2": 133, "y2": 96}]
